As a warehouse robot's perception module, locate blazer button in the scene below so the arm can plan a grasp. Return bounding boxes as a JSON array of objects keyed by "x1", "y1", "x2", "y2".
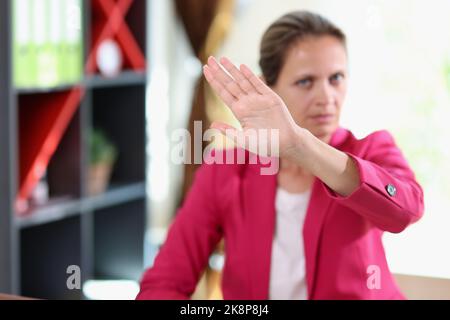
[{"x1": 386, "y1": 184, "x2": 397, "y2": 197}]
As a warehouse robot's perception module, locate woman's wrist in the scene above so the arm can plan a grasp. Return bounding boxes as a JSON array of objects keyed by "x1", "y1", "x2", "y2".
[{"x1": 281, "y1": 125, "x2": 312, "y2": 164}]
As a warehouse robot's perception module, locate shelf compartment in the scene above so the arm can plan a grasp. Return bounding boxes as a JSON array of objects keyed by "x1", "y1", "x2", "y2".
[
  {"x1": 17, "y1": 87, "x2": 84, "y2": 209},
  {"x1": 93, "y1": 199, "x2": 146, "y2": 281},
  {"x1": 20, "y1": 215, "x2": 82, "y2": 300},
  {"x1": 46, "y1": 108, "x2": 82, "y2": 198},
  {"x1": 91, "y1": 84, "x2": 146, "y2": 187},
  {"x1": 87, "y1": 0, "x2": 146, "y2": 74}
]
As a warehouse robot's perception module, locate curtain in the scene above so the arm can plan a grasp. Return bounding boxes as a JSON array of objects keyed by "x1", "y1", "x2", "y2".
[
  {"x1": 175, "y1": 0, "x2": 235, "y2": 201},
  {"x1": 174, "y1": 0, "x2": 235, "y2": 300}
]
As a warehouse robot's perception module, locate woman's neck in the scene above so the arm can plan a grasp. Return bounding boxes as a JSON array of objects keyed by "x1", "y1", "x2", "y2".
[
  {"x1": 277, "y1": 156, "x2": 315, "y2": 191},
  {"x1": 280, "y1": 157, "x2": 311, "y2": 176}
]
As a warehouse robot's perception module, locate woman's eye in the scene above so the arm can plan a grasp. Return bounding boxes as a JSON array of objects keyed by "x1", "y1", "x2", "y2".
[
  {"x1": 296, "y1": 78, "x2": 312, "y2": 87},
  {"x1": 330, "y1": 73, "x2": 344, "y2": 85}
]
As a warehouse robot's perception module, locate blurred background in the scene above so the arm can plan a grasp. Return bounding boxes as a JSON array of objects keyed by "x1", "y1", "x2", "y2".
[{"x1": 1, "y1": 0, "x2": 450, "y2": 300}]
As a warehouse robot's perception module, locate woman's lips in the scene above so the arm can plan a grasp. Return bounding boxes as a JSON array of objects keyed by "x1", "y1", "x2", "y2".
[{"x1": 310, "y1": 114, "x2": 334, "y2": 124}]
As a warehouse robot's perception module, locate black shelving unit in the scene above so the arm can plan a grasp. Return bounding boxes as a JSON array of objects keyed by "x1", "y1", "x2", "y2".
[
  {"x1": 0, "y1": 0, "x2": 149, "y2": 299},
  {"x1": 0, "y1": 0, "x2": 19, "y2": 296}
]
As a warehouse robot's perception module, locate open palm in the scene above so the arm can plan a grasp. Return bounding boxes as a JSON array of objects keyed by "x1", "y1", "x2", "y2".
[{"x1": 203, "y1": 56, "x2": 300, "y2": 157}]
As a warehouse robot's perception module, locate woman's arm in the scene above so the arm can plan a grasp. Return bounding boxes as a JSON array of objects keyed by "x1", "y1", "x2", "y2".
[
  {"x1": 203, "y1": 57, "x2": 424, "y2": 232},
  {"x1": 203, "y1": 56, "x2": 360, "y2": 196},
  {"x1": 136, "y1": 154, "x2": 223, "y2": 299},
  {"x1": 288, "y1": 127, "x2": 360, "y2": 196}
]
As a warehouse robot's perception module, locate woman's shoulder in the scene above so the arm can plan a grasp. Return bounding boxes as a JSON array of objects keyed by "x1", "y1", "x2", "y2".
[
  {"x1": 356, "y1": 128, "x2": 397, "y2": 146},
  {"x1": 338, "y1": 127, "x2": 400, "y2": 156}
]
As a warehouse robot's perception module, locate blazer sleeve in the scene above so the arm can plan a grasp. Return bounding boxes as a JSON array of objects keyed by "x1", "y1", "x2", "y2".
[
  {"x1": 136, "y1": 161, "x2": 223, "y2": 300},
  {"x1": 322, "y1": 130, "x2": 424, "y2": 233}
]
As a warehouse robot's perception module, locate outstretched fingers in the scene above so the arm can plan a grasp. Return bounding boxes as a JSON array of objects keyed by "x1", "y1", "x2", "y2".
[
  {"x1": 239, "y1": 64, "x2": 272, "y2": 96},
  {"x1": 207, "y1": 56, "x2": 246, "y2": 99},
  {"x1": 219, "y1": 57, "x2": 256, "y2": 95},
  {"x1": 204, "y1": 57, "x2": 275, "y2": 119},
  {"x1": 203, "y1": 65, "x2": 237, "y2": 107}
]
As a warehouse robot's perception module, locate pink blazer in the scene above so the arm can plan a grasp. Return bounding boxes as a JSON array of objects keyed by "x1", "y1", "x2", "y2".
[{"x1": 137, "y1": 127, "x2": 424, "y2": 300}]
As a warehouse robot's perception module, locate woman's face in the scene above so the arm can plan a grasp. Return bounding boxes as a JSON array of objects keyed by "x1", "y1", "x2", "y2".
[{"x1": 271, "y1": 35, "x2": 348, "y2": 143}]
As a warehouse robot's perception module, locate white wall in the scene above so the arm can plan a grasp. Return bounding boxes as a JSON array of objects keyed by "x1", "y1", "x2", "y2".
[{"x1": 218, "y1": 0, "x2": 450, "y2": 279}]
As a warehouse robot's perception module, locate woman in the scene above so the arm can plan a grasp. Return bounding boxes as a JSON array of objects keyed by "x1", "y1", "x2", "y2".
[{"x1": 137, "y1": 11, "x2": 424, "y2": 300}]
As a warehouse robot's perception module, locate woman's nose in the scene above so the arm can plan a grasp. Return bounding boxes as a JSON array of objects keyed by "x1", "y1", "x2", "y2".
[{"x1": 314, "y1": 82, "x2": 336, "y2": 106}]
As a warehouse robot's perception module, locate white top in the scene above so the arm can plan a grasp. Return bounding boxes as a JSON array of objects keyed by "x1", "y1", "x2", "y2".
[{"x1": 269, "y1": 187, "x2": 311, "y2": 300}]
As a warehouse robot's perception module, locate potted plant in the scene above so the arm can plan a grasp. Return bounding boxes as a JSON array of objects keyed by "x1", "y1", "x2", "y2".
[{"x1": 88, "y1": 128, "x2": 118, "y2": 196}]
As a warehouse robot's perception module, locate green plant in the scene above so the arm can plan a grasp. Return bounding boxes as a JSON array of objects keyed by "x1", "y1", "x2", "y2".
[{"x1": 89, "y1": 128, "x2": 118, "y2": 166}]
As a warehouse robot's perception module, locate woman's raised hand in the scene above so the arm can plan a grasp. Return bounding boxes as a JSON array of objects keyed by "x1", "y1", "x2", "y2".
[{"x1": 203, "y1": 56, "x2": 301, "y2": 157}]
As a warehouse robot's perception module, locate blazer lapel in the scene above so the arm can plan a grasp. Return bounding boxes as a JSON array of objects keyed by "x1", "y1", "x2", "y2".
[
  {"x1": 303, "y1": 127, "x2": 350, "y2": 299},
  {"x1": 303, "y1": 179, "x2": 333, "y2": 299}
]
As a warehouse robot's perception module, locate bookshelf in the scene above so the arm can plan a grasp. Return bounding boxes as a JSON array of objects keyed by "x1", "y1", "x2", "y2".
[{"x1": 0, "y1": 0, "x2": 148, "y2": 299}]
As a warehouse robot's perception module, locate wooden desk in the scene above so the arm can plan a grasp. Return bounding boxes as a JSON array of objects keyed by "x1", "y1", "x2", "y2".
[
  {"x1": 394, "y1": 274, "x2": 450, "y2": 300},
  {"x1": 0, "y1": 293, "x2": 36, "y2": 300}
]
